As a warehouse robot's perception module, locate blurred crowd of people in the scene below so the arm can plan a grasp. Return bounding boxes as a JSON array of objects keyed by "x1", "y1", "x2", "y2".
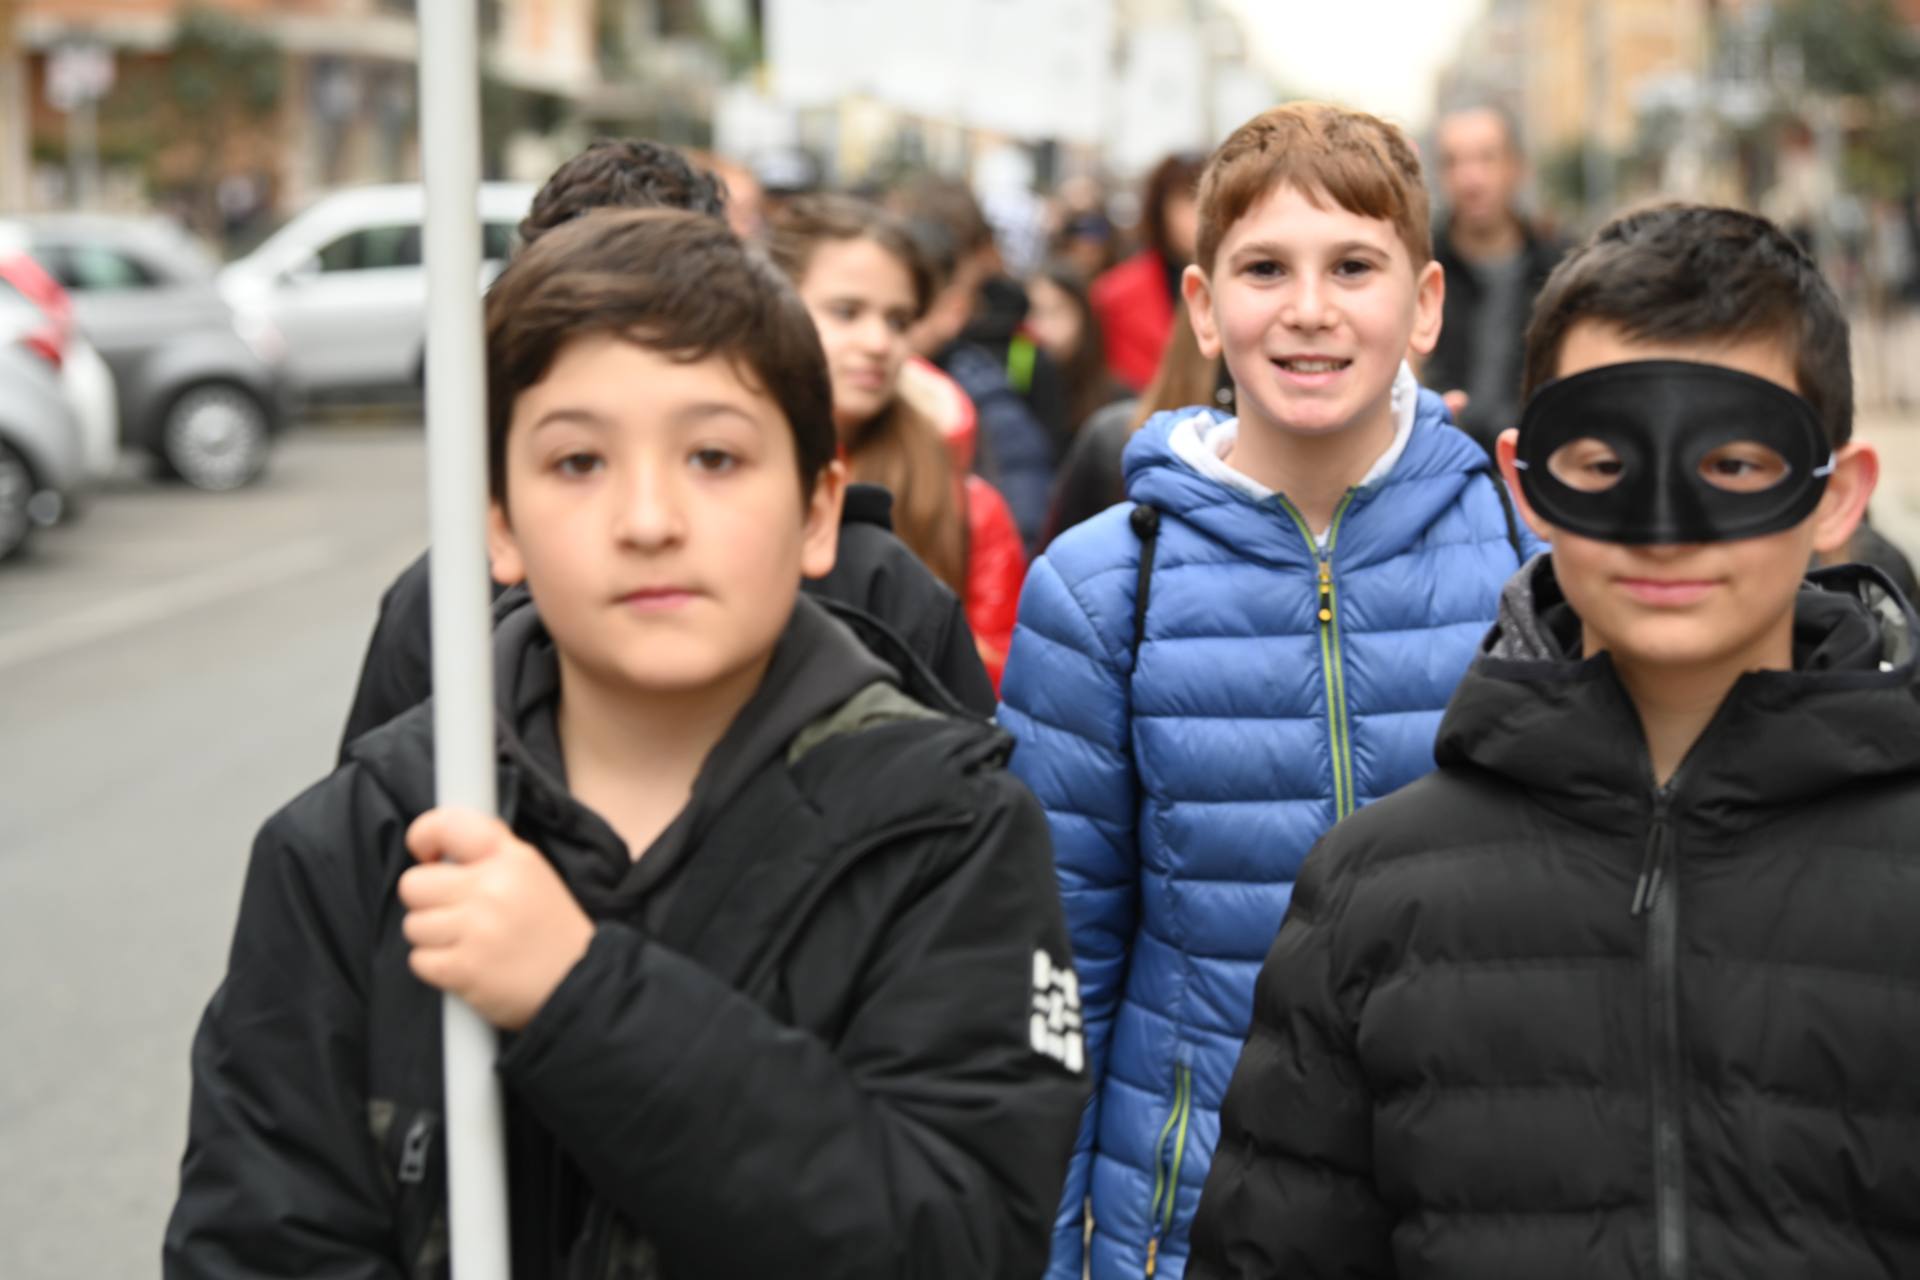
[
  {"x1": 640, "y1": 143, "x2": 1233, "y2": 688},
  {"x1": 681, "y1": 104, "x2": 1920, "y2": 643}
]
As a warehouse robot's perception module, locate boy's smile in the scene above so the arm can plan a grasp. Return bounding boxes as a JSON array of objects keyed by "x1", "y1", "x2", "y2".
[
  {"x1": 1183, "y1": 183, "x2": 1442, "y2": 446},
  {"x1": 487, "y1": 334, "x2": 843, "y2": 699}
]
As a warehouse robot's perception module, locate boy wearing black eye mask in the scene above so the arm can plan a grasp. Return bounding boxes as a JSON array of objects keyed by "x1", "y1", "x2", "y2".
[{"x1": 1188, "y1": 204, "x2": 1920, "y2": 1280}]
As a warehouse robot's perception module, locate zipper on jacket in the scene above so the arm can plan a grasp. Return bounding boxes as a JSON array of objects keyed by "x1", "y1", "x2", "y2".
[
  {"x1": 1636, "y1": 794, "x2": 1689, "y2": 1279},
  {"x1": 1144, "y1": 1063, "x2": 1194, "y2": 1277},
  {"x1": 1276, "y1": 490, "x2": 1360, "y2": 821}
]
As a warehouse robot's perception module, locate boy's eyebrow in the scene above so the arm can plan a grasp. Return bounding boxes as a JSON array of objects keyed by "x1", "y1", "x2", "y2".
[
  {"x1": 1232, "y1": 238, "x2": 1392, "y2": 261},
  {"x1": 529, "y1": 407, "x2": 611, "y2": 434},
  {"x1": 527, "y1": 402, "x2": 767, "y2": 434},
  {"x1": 669, "y1": 400, "x2": 770, "y2": 431}
]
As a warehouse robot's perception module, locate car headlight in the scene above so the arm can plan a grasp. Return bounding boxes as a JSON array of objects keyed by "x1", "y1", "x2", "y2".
[{"x1": 232, "y1": 309, "x2": 287, "y2": 367}]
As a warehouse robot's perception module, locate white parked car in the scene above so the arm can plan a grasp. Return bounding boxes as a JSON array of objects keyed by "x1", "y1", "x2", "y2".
[{"x1": 218, "y1": 182, "x2": 535, "y2": 400}]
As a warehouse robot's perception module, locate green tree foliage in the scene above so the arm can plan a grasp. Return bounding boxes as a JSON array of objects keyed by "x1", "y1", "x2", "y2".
[
  {"x1": 1766, "y1": 0, "x2": 1920, "y2": 199},
  {"x1": 166, "y1": 7, "x2": 282, "y2": 234},
  {"x1": 1767, "y1": 0, "x2": 1920, "y2": 97},
  {"x1": 168, "y1": 6, "x2": 281, "y2": 121}
]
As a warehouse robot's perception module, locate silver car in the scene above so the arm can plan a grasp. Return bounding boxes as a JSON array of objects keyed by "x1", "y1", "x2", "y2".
[
  {"x1": 218, "y1": 183, "x2": 533, "y2": 400},
  {"x1": 14, "y1": 215, "x2": 290, "y2": 491},
  {"x1": 0, "y1": 282, "x2": 84, "y2": 560}
]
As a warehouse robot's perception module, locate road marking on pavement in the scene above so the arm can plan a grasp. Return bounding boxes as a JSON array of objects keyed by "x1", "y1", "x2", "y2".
[{"x1": 0, "y1": 537, "x2": 343, "y2": 673}]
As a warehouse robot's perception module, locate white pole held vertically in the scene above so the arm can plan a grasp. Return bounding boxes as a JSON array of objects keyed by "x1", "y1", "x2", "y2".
[{"x1": 416, "y1": 1, "x2": 511, "y2": 1276}]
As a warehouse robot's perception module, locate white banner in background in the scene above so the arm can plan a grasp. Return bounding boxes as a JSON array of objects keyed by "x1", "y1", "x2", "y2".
[
  {"x1": 766, "y1": 0, "x2": 890, "y2": 107},
  {"x1": 869, "y1": 0, "x2": 971, "y2": 122},
  {"x1": 1038, "y1": 0, "x2": 1114, "y2": 145},
  {"x1": 1211, "y1": 63, "x2": 1276, "y2": 142},
  {"x1": 959, "y1": 0, "x2": 1112, "y2": 144},
  {"x1": 1110, "y1": 22, "x2": 1209, "y2": 175},
  {"x1": 769, "y1": 0, "x2": 1117, "y2": 144}
]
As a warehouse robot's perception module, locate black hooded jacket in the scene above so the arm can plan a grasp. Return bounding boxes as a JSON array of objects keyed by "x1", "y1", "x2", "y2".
[
  {"x1": 963, "y1": 275, "x2": 1074, "y2": 456},
  {"x1": 337, "y1": 484, "x2": 994, "y2": 759},
  {"x1": 1189, "y1": 557, "x2": 1920, "y2": 1280},
  {"x1": 168, "y1": 594, "x2": 1086, "y2": 1279},
  {"x1": 1424, "y1": 221, "x2": 1565, "y2": 454}
]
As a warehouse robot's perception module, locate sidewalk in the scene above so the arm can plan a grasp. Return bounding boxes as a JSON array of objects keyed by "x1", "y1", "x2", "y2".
[{"x1": 1858, "y1": 406, "x2": 1920, "y2": 563}]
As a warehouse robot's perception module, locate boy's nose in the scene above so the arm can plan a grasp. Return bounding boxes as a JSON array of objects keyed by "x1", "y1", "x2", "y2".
[
  {"x1": 1283, "y1": 276, "x2": 1336, "y2": 331},
  {"x1": 614, "y1": 463, "x2": 687, "y2": 548}
]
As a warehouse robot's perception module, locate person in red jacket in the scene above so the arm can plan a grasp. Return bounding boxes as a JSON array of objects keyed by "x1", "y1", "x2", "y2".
[
  {"x1": 897, "y1": 356, "x2": 1026, "y2": 685},
  {"x1": 1090, "y1": 151, "x2": 1205, "y2": 391},
  {"x1": 769, "y1": 194, "x2": 1028, "y2": 689}
]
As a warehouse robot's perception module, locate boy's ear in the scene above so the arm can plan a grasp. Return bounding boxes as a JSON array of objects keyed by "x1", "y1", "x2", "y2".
[
  {"x1": 1808, "y1": 441, "x2": 1879, "y2": 558},
  {"x1": 800, "y1": 458, "x2": 847, "y2": 581},
  {"x1": 1181, "y1": 263, "x2": 1223, "y2": 360},
  {"x1": 1406, "y1": 259, "x2": 1446, "y2": 359},
  {"x1": 1495, "y1": 428, "x2": 1555, "y2": 543},
  {"x1": 486, "y1": 499, "x2": 528, "y2": 586}
]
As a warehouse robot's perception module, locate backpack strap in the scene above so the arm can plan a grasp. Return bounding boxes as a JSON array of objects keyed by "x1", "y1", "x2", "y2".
[
  {"x1": 1129, "y1": 504, "x2": 1161, "y2": 667},
  {"x1": 1485, "y1": 470, "x2": 1525, "y2": 564}
]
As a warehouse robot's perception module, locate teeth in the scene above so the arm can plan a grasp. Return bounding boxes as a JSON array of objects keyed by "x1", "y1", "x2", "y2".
[{"x1": 1280, "y1": 358, "x2": 1346, "y2": 373}]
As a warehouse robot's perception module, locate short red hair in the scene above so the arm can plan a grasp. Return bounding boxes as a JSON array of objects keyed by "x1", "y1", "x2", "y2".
[{"x1": 1195, "y1": 102, "x2": 1431, "y2": 274}]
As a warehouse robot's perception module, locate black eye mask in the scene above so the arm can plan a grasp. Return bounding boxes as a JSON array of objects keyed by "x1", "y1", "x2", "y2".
[{"x1": 1514, "y1": 359, "x2": 1834, "y2": 545}]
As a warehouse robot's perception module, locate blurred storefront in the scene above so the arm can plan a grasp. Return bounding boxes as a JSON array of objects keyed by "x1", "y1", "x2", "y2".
[{"x1": 0, "y1": 0, "x2": 738, "y2": 241}]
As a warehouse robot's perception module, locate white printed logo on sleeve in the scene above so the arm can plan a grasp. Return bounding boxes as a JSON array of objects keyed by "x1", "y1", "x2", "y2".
[{"x1": 1030, "y1": 949, "x2": 1085, "y2": 1072}]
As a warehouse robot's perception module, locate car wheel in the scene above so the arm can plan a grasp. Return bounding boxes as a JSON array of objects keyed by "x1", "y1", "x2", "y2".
[
  {"x1": 0, "y1": 441, "x2": 35, "y2": 561},
  {"x1": 160, "y1": 384, "x2": 271, "y2": 492}
]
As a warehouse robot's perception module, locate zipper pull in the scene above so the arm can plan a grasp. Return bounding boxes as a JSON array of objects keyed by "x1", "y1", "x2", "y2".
[
  {"x1": 1632, "y1": 807, "x2": 1670, "y2": 916},
  {"x1": 1316, "y1": 560, "x2": 1333, "y2": 623},
  {"x1": 398, "y1": 1113, "x2": 433, "y2": 1185},
  {"x1": 1145, "y1": 1237, "x2": 1159, "y2": 1277}
]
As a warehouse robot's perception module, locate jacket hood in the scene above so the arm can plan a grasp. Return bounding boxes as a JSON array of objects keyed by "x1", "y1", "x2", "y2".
[
  {"x1": 1119, "y1": 388, "x2": 1494, "y2": 569},
  {"x1": 347, "y1": 593, "x2": 902, "y2": 915},
  {"x1": 1437, "y1": 555, "x2": 1920, "y2": 829}
]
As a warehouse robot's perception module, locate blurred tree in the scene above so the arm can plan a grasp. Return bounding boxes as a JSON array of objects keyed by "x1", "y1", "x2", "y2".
[
  {"x1": 1767, "y1": 0, "x2": 1920, "y2": 97},
  {"x1": 1766, "y1": 0, "x2": 1920, "y2": 200},
  {"x1": 1540, "y1": 138, "x2": 1616, "y2": 227},
  {"x1": 166, "y1": 7, "x2": 281, "y2": 236}
]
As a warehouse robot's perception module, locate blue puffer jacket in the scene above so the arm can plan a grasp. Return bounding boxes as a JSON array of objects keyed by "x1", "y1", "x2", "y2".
[{"x1": 999, "y1": 396, "x2": 1540, "y2": 1280}]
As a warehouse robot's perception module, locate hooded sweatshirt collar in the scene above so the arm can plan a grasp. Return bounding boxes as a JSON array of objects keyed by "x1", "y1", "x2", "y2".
[
  {"x1": 355, "y1": 593, "x2": 898, "y2": 918},
  {"x1": 1437, "y1": 555, "x2": 1920, "y2": 832},
  {"x1": 1123, "y1": 378, "x2": 1493, "y2": 570},
  {"x1": 1167, "y1": 362, "x2": 1422, "y2": 546}
]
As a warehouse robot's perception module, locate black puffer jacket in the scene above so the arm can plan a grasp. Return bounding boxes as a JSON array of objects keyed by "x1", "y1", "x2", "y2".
[
  {"x1": 169, "y1": 595, "x2": 1086, "y2": 1279},
  {"x1": 337, "y1": 484, "x2": 994, "y2": 757},
  {"x1": 1190, "y1": 557, "x2": 1920, "y2": 1280}
]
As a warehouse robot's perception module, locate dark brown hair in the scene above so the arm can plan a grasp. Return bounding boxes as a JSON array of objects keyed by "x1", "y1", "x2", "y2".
[
  {"x1": 889, "y1": 175, "x2": 996, "y2": 259},
  {"x1": 518, "y1": 138, "x2": 728, "y2": 245},
  {"x1": 1521, "y1": 203, "x2": 1853, "y2": 446},
  {"x1": 485, "y1": 208, "x2": 835, "y2": 506},
  {"x1": 765, "y1": 195, "x2": 968, "y2": 594},
  {"x1": 1142, "y1": 151, "x2": 1205, "y2": 265},
  {"x1": 1195, "y1": 102, "x2": 1431, "y2": 275}
]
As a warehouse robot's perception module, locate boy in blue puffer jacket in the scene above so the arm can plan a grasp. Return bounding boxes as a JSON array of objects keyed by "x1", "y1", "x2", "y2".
[{"x1": 998, "y1": 102, "x2": 1541, "y2": 1280}]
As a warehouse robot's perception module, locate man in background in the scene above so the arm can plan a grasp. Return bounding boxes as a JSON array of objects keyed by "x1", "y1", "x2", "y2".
[{"x1": 1424, "y1": 104, "x2": 1566, "y2": 454}]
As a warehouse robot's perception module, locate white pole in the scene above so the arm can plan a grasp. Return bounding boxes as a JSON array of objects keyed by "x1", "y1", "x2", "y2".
[{"x1": 416, "y1": 2, "x2": 511, "y2": 1277}]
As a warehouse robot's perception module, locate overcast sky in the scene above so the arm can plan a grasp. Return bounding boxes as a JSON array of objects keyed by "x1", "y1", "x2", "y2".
[{"x1": 1219, "y1": 0, "x2": 1490, "y2": 132}]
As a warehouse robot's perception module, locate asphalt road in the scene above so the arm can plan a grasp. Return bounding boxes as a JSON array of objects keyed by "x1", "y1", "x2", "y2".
[{"x1": 0, "y1": 420, "x2": 428, "y2": 1278}]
